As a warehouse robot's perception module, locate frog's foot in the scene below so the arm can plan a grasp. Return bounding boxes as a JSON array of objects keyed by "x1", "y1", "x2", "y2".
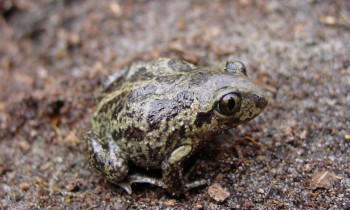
[{"x1": 118, "y1": 173, "x2": 165, "y2": 194}]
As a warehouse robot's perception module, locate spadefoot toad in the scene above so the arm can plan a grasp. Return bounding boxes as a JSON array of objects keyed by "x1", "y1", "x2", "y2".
[{"x1": 83, "y1": 58, "x2": 268, "y2": 195}]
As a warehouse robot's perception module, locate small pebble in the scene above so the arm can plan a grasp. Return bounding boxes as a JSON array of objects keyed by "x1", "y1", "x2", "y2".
[
  {"x1": 257, "y1": 188, "x2": 265, "y2": 194},
  {"x1": 19, "y1": 182, "x2": 30, "y2": 190}
]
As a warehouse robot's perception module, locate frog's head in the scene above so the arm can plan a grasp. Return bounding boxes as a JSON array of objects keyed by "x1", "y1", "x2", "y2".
[{"x1": 193, "y1": 60, "x2": 268, "y2": 132}]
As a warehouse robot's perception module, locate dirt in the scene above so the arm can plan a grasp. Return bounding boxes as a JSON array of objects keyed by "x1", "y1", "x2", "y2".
[{"x1": 1, "y1": 0, "x2": 349, "y2": 209}]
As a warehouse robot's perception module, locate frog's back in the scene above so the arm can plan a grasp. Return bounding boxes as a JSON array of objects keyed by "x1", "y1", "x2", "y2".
[
  {"x1": 92, "y1": 58, "x2": 197, "y2": 135},
  {"x1": 101, "y1": 58, "x2": 195, "y2": 93}
]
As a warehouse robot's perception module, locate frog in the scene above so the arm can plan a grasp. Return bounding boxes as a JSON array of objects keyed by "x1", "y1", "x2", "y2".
[{"x1": 82, "y1": 58, "x2": 268, "y2": 196}]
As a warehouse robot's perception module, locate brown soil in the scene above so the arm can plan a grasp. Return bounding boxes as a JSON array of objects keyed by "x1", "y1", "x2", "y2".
[{"x1": 1, "y1": 0, "x2": 349, "y2": 208}]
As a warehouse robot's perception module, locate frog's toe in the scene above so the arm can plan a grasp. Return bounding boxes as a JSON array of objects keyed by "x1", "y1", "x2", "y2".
[
  {"x1": 118, "y1": 173, "x2": 166, "y2": 194},
  {"x1": 117, "y1": 181, "x2": 133, "y2": 194},
  {"x1": 129, "y1": 174, "x2": 165, "y2": 187},
  {"x1": 184, "y1": 179, "x2": 209, "y2": 192}
]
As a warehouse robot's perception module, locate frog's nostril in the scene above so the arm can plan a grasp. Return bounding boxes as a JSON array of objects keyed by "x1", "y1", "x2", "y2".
[
  {"x1": 249, "y1": 94, "x2": 268, "y2": 109},
  {"x1": 258, "y1": 97, "x2": 268, "y2": 109}
]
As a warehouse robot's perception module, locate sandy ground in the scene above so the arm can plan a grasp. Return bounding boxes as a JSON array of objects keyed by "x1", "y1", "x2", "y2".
[{"x1": 1, "y1": 0, "x2": 350, "y2": 209}]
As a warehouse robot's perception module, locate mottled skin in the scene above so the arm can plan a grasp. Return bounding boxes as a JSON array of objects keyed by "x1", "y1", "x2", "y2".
[{"x1": 83, "y1": 58, "x2": 268, "y2": 196}]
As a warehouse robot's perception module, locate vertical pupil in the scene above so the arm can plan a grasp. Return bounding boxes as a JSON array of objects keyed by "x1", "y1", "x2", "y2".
[{"x1": 227, "y1": 97, "x2": 235, "y2": 110}]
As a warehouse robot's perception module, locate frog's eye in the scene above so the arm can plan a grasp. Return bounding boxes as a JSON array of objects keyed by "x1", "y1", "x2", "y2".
[
  {"x1": 217, "y1": 93, "x2": 241, "y2": 115},
  {"x1": 225, "y1": 61, "x2": 247, "y2": 76}
]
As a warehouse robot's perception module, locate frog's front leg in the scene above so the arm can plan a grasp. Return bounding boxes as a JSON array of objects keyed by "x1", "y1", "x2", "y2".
[
  {"x1": 83, "y1": 131, "x2": 129, "y2": 185},
  {"x1": 162, "y1": 145, "x2": 208, "y2": 196}
]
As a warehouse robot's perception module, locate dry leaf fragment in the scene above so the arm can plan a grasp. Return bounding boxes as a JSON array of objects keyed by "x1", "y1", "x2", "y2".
[
  {"x1": 208, "y1": 183, "x2": 230, "y2": 202},
  {"x1": 309, "y1": 171, "x2": 343, "y2": 189}
]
